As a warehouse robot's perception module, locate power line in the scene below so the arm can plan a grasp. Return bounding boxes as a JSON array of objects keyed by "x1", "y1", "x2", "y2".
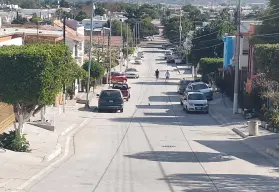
[
  {"x1": 191, "y1": 42, "x2": 223, "y2": 51},
  {"x1": 260, "y1": 14, "x2": 279, "y2": 22}
]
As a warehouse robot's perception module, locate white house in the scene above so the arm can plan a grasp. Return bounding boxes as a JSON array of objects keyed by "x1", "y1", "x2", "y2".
[{"x1": 82, "y1": 15, "x2": 109, "y2": 30}]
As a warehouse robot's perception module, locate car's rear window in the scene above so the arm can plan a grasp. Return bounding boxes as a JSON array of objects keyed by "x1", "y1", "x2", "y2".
[
  {"x1": 100, "y1": 90, "x2": 121, "y2": 97},
  {"x1": 111, "y1": 72, "x2": 125, "y2": 76},
  {"x1": 188, "y1": 94, "x2": 205, "y2": 100},
  {"x1": 179, "y1": 80, "x2": 192, "y2": 86},
  {"x1": 126, "y1": 68, "x2": 137, "y2": 72},
  {"x1": 193, "y1": 84, "x2": 208, "y2": 90},
  {"x1": 112, "y1": 84, "x2": 128, "y2": 90}
]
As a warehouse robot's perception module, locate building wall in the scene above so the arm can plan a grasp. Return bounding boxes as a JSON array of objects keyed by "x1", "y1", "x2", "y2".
[
  {"x1": 222, "y1": 36, "x2": 235, "y2": 70},
  {"x1": 0, "y1": 37, "x2": 22, "y2": 46},
  {"x1": 82, "y1": 19, "x2": 107, "y2": 29},
  {"x1": 0, "y1": 35, "x2": 12, "y2": 42}
]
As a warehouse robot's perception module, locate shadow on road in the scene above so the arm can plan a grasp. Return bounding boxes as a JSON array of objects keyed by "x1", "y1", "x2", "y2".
[
  {"x1": 134, "y1": 81, "x2": 178, "y2": 86},
  {"x1": 110, "y1": 116, "x2": 217, "y2": 126},
  {"x1": 161, "y1": 91, "x2": 179, "y2": 96},
  {"x1": 142, "y1": 50, "x2": 165, "y2": 53},
  {"x1": 125, "y1": 151, "x2": 233, "y2": 162},
  {"x1": 148, "y1": 95, "x2": 179, "y2": 102},
  {"x1": 158, "y1": 173, "x2": 279, "y2": 192},
  {"x1": 196, "y1": 140, "x2": 275, "y2": 167},
  {"x1": 78, "y1": 106, "x2": 96, "y2": 112}
]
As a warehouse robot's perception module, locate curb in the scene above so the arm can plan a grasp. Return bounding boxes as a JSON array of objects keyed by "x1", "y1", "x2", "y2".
[
  {"x1": 42, "y1": 124, "x2": 77, "y2": 162},
  {"x1": 266, "y1": 148, "x2": 279, "y2": 159},
  {"x1": 60, "y1": 124, "x2": 77, "y2": 136},
  {"x1": 232, "y1": 128, "x2": 248, "y2": 138},
  {"x1": 208, "y1": 109, "x2": 225, "y2": 125},
  {"x1": 11, "y1": 119, "x2": 90, "y2": 192},
  {"x1": 42, "y1": 143, "x2": 62, "y2": 162}
]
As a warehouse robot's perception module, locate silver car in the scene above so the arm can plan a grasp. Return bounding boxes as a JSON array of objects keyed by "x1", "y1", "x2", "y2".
[
  {"x1": 185, "y1": 82, "x2": 213, "y2": 100},
  {"x1": 181, "y1": 91, "x2": 209, "y2": 113},
  {"x1": 125, "y1": 68, "x2": 139, "y2": 78}
]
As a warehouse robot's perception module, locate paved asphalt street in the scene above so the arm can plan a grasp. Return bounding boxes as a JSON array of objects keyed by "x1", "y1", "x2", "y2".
[{"x1": 26, "y1": 46, "x2": 279, "y2": 192}]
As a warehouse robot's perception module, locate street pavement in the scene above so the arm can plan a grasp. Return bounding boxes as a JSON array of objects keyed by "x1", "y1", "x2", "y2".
[{"x1": 7, "y1": 43, "x2": 277, "y2": 192}]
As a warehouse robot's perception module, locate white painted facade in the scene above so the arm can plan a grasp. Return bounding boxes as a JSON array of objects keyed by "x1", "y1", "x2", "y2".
[{"x1": 0, "y1": 37, "x2": 22, "y2": 47}]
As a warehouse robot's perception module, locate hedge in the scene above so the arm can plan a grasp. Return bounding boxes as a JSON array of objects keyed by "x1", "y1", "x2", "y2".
[
  {"x1": 198, "y1": 58, "x2": 223, "y2": 75},
  {"x1": 254, "y1": 44, "x2": 279, "y2": 81}
]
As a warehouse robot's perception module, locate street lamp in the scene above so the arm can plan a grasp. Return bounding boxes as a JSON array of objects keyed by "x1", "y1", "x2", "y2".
[{"x1": 85, "y1": 1, "x2": 95, "y2": 108}]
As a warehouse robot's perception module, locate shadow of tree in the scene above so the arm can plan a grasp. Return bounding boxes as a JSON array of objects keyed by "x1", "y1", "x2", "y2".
[
  {"x1": 158, "y1": 173, "x2": 279, "y2": 192},
  {"x1": 196, "y1": 140, "x2": 275, "y2": 167},
  {"x1": 125, "y1": 151, "x2": 233, "y2": 163},
  {"x1": 134, "y1": 81, "x2": 178, "y2": 86}
]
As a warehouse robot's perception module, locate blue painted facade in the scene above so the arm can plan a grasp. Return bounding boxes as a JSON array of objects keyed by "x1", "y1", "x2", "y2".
[{"x1": 222, "y1": 36, "x2": 235, "y2": 70}]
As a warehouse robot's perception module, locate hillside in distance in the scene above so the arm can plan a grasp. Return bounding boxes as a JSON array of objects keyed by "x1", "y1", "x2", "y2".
[{"x1": 70, "y1": 0, "x2": 267, "y2": 4}]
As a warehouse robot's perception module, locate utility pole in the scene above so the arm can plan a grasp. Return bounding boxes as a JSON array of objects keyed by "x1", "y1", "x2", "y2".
[
  {"x1": 179, "y1": 9, "x2": 183, "y2": 58},
  {"x1": 120, "y1": 20, "x2": 123, "y2": 72},
  {"x1": 62, "y1": 15, "x2": 66, "y2": 113},
  {"x1": 135, "y1": 26, "x2": 136, "y2": 47},
  {"x1": 85, "y1": 2, "x2": 95, "y2": 108},
  {"x1": 126, "y1": 24, "x2": 129, "y2": 68},
  {"x1": 233, "y1": 0, "x2": 241, "y2": 114},
  {"x1": 108, "y1": 13, "x2": 112, "y2": 86},
  {"x1": 179, "y1": 9, "x2": 182, "y2": 48},
  {"x1": 135, "y1": 22, "x2": 137, "y2": 46},
  {"x1": 137, "y1": 22, "x2": 140, "y2": 45}
]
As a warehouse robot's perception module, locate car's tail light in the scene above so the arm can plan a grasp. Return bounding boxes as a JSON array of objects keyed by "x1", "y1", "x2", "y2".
[
  {"x1": 98, "y1": 98, "x2": 102, "y2": 103},
  {"x1": 122, "y1": 98, "x2": 124, "y2": 103}
]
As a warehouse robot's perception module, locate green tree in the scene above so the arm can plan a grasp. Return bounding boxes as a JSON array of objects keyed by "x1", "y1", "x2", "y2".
[
  {"x1": 29, "y1": 15, "x2": 42, "y2": 23},
  {"x1": 139, "y1": 20, "x2": 159, "y2": 38},
  {"x1": 82, "y1": 60, "x2": 105, "y2": 80},
  {"x1": 182, "y1": 4, "x2": 196, "y2": 12},
  {"x1": 11, "y1": 15, "x2": 28, "y2": 24},
  {"x1": 95, "y1": 7, "x2": 106, "y2": 16},
  {"x1": 75, "y1": 11, "x2": 88, "y2": 21},
  {"x1": 190, "y1": 11, "x2": 235, "y2": 66},
  {"x1": 254, "y1": 44, "x2": 279, "y2": 82},
  {"x1": 0, "y1": 44, "x2": 83, "y2": 135},
  {"x1": 138, "y1": 4, "x2": 159, "y2": 19},
  {"x1": 18, "y1": 0, "x2": 39, "y2": 9},
  {"x1": 252, "y1": 0, "x2": 279, "y2": 44},
  {"x1": 104, "y1": 20, "x2": 132, "y2": 43},
  {"x1": 163, "y1": 16, "x2": 192, "y2": 45},
  {"x1": 60, "y1": 0, "x2": 70, "y2": 8}
]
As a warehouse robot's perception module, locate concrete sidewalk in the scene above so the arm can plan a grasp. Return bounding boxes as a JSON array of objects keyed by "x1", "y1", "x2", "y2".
[
  {"x1": 0, "y1": 84, "x2": 107, "y2": 191},
  {"x1": 209, "y1": 93, "x2": 279, "y2": 164}
]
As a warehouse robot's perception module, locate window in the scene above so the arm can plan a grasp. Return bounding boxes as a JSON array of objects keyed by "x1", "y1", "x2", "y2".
[
  {"x1": 113, "y1": 84, "x2": 128, "y2": 90},
  {"x1": 100, "y1": 90, "x2": 121, "y2": 97},
  {"x1": 188, "y1": 94, "x2": 206, "y2": 100},
  {"x1": 192, "y1": 84, "x2": 208, "y2": 90},
  {"x1": 179, "y1": 80, "x2": 192, "y2": 88}
]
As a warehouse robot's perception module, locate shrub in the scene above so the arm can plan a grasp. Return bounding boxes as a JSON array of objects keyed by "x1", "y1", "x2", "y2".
[
  {"x1": 254, "y1": 44, "x2": 279, "y2": 82},
  {"x1": 0, "y1": 130, "x2": 31, "y2": 152},
  {"x1": 198, "y1": 58, "x2": 223, "y2": 75}
]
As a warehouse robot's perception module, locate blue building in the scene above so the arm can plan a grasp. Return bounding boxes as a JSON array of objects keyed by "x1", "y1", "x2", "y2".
[{"x1": 222, "y1": 36, "x2": 235, "y2": 70}]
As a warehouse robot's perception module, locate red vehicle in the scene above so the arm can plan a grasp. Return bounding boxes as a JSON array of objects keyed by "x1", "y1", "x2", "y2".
[
  {"x1": 110, "y1": 71, "x2": 127, "y2": 83},
  {"x1": 102, "y1": 71, "x2": 128, "y2": 84},
  {"x1": 112, "y1": 83, "x2": 131, "y2": 101}
]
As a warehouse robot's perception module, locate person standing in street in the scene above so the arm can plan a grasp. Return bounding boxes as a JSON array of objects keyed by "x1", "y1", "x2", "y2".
[
  {"x1": 155, "y1": 69, "x2": 159, "y2": 80},
  {"x1": 165, "y1": 70, "x2": 170, "y2": 81}
]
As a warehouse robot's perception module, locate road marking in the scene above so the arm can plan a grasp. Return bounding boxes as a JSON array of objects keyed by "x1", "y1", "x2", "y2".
[
  {"x1": 0, "y1": 179, "x2": 13, "y2": 188},
  {"x1": 60, "y1": 124, "x2": 77, "y2": 136},
  {"x1": 10, "y1": 119, "x2": 89, "y2": 192}
]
